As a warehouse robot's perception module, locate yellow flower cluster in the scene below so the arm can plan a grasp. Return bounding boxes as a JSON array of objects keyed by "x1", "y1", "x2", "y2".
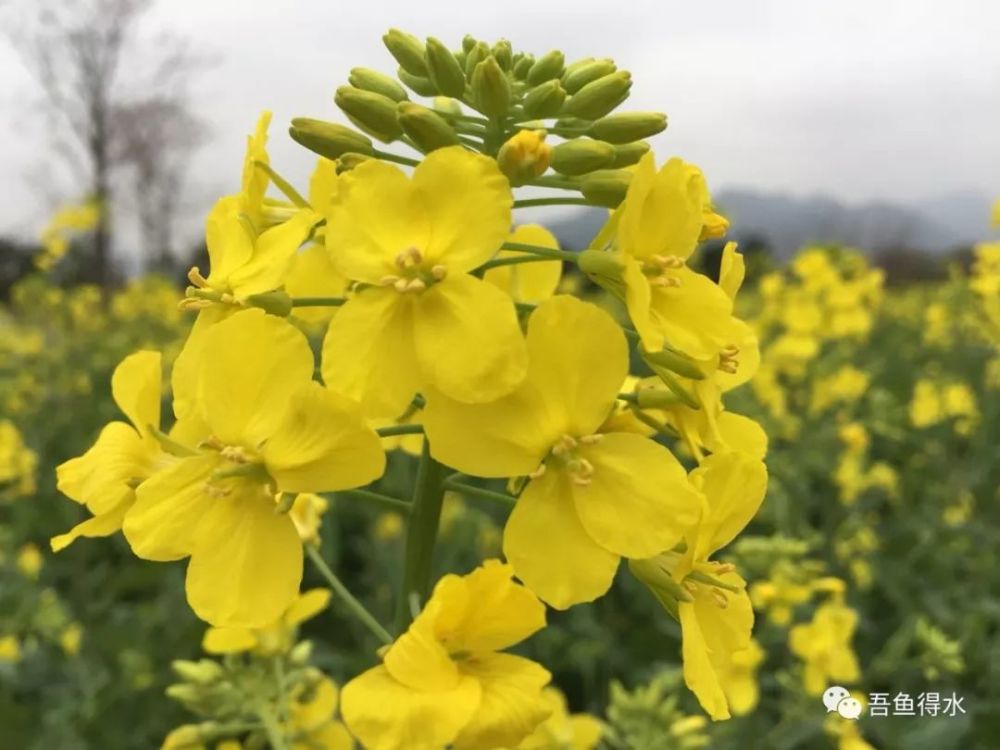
[
  {"x1": 0, "y1": 421, "x2": 38, "y2": 499},
  {"x1": 51, "y1": 30, "x2": 777, "y2": 748},
  {"x1": 36, "y1": 198, "x2": 101, "y2": 271}
]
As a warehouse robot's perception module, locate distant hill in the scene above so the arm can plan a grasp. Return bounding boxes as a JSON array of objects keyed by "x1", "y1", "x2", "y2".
[{"x1": 545, "y1": 190, "x2": 995, "y2": 259}]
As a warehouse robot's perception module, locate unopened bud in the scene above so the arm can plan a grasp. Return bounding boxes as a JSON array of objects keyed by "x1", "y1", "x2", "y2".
[
  {"x1": 383, "y1": 29, "x2": 427, "y2": 77},
  {"x1": 462, "y1": 34, "x2": 478, "y2": 53},
  {"x1": 492, "y1": 40, "x2": 513, "y2": 70},
  {"x1": 699, "y1": 210, "x2": 730, "y2": 241},
  {"x1": 497, "y1": 130, "x2": 552, "y2": 186},
  {"x1": 580, "y1": 168, "x2": 632, "y2": 208},
  {"x1": 289, "y1": 640, "x2": 314, "y2": 666},
  {"x1": 562, "y1": 58, "x2": 616, "y2": 94},
  {"x1": 398, "y1": 102, "x2": 460, "y2": 153},
  {"x1": 464, "y1": 41, "x2": 491, "y2": 76},
  {"x1": 527, "y1": 49, "x2": 565, "y2": 85},
  {"x1": 245, "y1": 290, "x2": 293, "y2": 317},
  {"x1": 551, "y1": 138, "x2": 615, "y2": 176},
  {"x1": 171, "y1": 658, "x2": 225, "y2": 685},
  {"x1": 334, "y1": 87, "x2": 403, "y2": 143},
  {"x1": 432, "y1": 97, "x2": 463, "y2": 116},
  {"x1": 562, "y1": 72, "x2": 632, "y2": 120},
  {"x1": 522, "y1": 80, "x2": 567, "y2": 119},
  {"x1": 561, "y1": 56, "x2": 595, "y2": 79},
  {"x1": 397, "y1": 69, "x2": 437, "y2": 97},
  {"x1": 289, "y1": 118, "x2": 374, "y2": 160},
  {"x1": 348, "y1": 67, "x2": 408, "y2": 103},
  {"x1": 589, "y1": 111, "x2": 668, "y2": 144},
  {"x1": 165, "y1": 683, "x2": 203, "y2": 706},
  {"x1": 512, "y1": 53, "x2": 535, "y2": 79},
  {"x1": 470, "y1": 56, "x2": 511, "y2": 118},
  {"x1": 424, "y1": 37, "x2": 466, "y2": 98},
  {"x1": 611, "y1": 141, "x2": 651, "y2": 168}
]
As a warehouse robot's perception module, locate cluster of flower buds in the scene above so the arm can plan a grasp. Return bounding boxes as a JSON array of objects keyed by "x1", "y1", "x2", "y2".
[{"x1": 289, "y1": 29, "x2": 667, "y2": 202}]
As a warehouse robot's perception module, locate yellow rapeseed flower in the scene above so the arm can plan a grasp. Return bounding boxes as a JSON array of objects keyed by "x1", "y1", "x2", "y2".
[
  {"x1": 321, "y1": 146, "x2": 527, "y2": 417},
  {"x1": 16, "y1": 543, "x2": 42, "y2": 579},
  {"x1": 341, "y1": 560, "x2": 551, "y2": 750},
  {"x1": 424, "y1": 296, "x2": 702, "y2": 608},
  {"x1": 789, "y1": 595, "x2": 861, "y2": 696},
  {"x1": 123, "y1": 310, "x2": 385, "y2": 627},
  {"x1": 202, "y1": 588, "x2": 331, "y2": 656},
  {"x1": 515, "y1": 687, "x2": 603, "y2": 749}
]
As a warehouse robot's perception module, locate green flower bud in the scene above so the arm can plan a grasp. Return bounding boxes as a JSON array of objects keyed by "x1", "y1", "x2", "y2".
[
  {"x1": 562, "y1": 58, "x2": 616, "y2": 94},
  {"x1": 288, "y1": 118, "x2": 374, "y2": 160},
  {"x1": 522, "y1": 80, "x2": 567, "y2": 119},
  {"x1": 289, "y1": 640, "x2": 314, "y2": 666},
  {"x1": 551, "y1": 138, "x2": 616, "y2": 176},
  {"x1": 462, "y1": 34, "x2": 478, "y2": 53},
  {"x1": 424, "y1": 37, "x2": 466, "y2": 98},
  {"x1": 611, "y1": 140, "x2": 651, "y2": 168},
  {"x1": 397, "y1": 102, "x2": 460, "y2": 153},
  {"x1": 470, "y1": 56, "x2": 511, "y2": 118},
  {"x1": 335, "y1": 86, "x2": 403, "y2": 143},
  {"x1": 562, "y1": 71, "x2": 632, "y2": 120},
  {"x1": 397, "y1": 68, "x2": 438, "y2": 97},
  {"x1": 562, "y1": 56, "x2": 596, "y2": 79},
  {"x1": 432, "y1": 96, "x2": 463, "y2": 116},
  {"x1": 492, "y1": 39, "x2": 513, "y2": 71},
  {"x1": 580, "y1": 168, "x2": 632, "y2": 207},
  {"x1": 512, "y1": 53, "x2": 535, "y2": 80},
  {"x1": 348, "y1": 67, "x2": 408, "y2": 103},
  {"x1": 245, "y1": 290, "x2": 293, "y2": 317},
  {"x1": 527, "y1": 49, "x2": 565, "y2": 85},
  {"x1": 642, "y1": 347, "x2": 706, "y2": 380},
  {"x1": 165, "y1": 683, "x2": 203, "y2": 706},
  {"x1": 589, "y1": 111, "x2": 668, "y2": 144},
  {"x1": 383, "y1": 29, "x2": 427, "y2": 77},
  {"x1": 464, "y1": 41, "x2": 490, "y2": 76}
]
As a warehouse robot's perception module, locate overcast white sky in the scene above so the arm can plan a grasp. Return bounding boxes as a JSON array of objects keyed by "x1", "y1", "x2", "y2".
[{"x1": 1, "y1": 0, "x2": 998, "y2": 247}]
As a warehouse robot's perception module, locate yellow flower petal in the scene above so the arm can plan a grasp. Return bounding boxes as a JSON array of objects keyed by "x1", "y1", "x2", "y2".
[
  {"x1": 679, "y1": 602, "x2": 729, "y2": 721},
  {"x1": 202, "y1": 626, "x2": 258, "y2": 654},
  {"x1": 122, "y1": 454, "x2": 218, "y2": 561},
  {"x1": 412, "y1": 146, "x2": 513, "y2": 272},
  {"x1": 484, "y1": 225, "x2": 563, "y2": 305},
  {"x1": 228, "y1": 210, "x2": 320, "y2": 297},
  {"x1": 718, "y1": 242, "x2": 745, "y2": 300},
  {"x1": 340, "y1": 665, "x2": 481, "y2": 750},
  {"x1": 573, "y1": 433, "x2": 701, "y2": 558},
  {"x1": 205, "y1": 198, "x2": 253, "y2": 285},
  {"x1": 569, "y1": 714, "x2": 604, "y2": 749},
  {"x1": 525, "y1": 295, "x2": 628, "y2": 437},
  {"x1": 619, "y1": 156, "x2": 705, "y2": 262},
  {"x1": 51, "y1": 496, "x2": 131, "y2": 552},
  {"x1": 383, "y1": 605, "x2": 460, "y2": 691},
  {"x1": 198, "y1": 309, "x2": 315, "y2": 447},
  {"x1": 292, "y1": 676, "x2": 340, "y2": 732},
  {"x1": 431, "y1": 559, "x2": 546, "y2": 653},
  {"x1": 688, "y1": 453, "x2": 767, "y2": 559},
  {"x1": 623, "y1": 255, "x2": 662, "y2": 352},
  {"x1": 327, "y1": 160, "x2": 430, "y2": 284},
  {"x1": 284, "y1": 588, "x2": 332, "y2": 627},
  {"x1": 709, "y1": 412, "x2": 768, "y2": 461},
  {"x1": 321, "y1": 286, "x2": 421, "y2": 418},
  {"x1": 56, "y1": 421, "x2": 149, "y2": 514},
  {"x1": 648, "y1": 268, "x2": 734, "y2": 360},
  {"x1": 413, "y1": 274, "x2": 527, "y2": 404},
  {"x1": 285, "y1": 243, "x2": 349, "y2": 324},
  {"x1": 423, "y1": 380, "x2": 553, "y2": 477},
  {"x1": 112, "y1": 350, "x2": 161, "y2": 437},
  {"x1": 262, "y1": 382, "x2": 385, "y2": 493},
  {"x1": 293, "y1": 721, "x2": 353, "y2": 750},
  {"x1": 503, "y1": 469, "x2": 619, "y2": 609},
  {"x1": 185, "y1": 492, "x2": 303, "y2": 627},
  {"x1": 453, "y1": 653, "x2": 552, "y2": 750}
]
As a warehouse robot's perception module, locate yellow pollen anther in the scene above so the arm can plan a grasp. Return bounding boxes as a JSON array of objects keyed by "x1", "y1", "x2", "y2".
[
  {"x1": 395, "y1": 246, "x2": 424, "y2": 270},
  {"x1": 178, "y1": 298, "x2": 212, "y2": 311},
  {"x1": 718, "y1": 345, "x2": 740, "y2": 374},
  {"x1": 578, "y1": 434, "x2": 603, "y2": 445},
  {"x1": 649, "y1": 275, "x2": 682, "y2": 288},
  {"x1": 651, "y1": 254, "x2": 685, "y2": 269},
  {"x1": 714, "y1": 562, "x2": 736, "y2": 574},
  {"x1": 187, "y1": 266, "x2": 209, "y2": 288},
  {"x1": 430, "y1": 264, "x2": 448, "y2": 280},
  {"x1": 393, "y1": 278, "x2": 410, "y2": 293},
  {"x1": 528, "y1": 464, "x2": 547, "y2": 479},
  {"x1": 711, "y1": 589, "x2": 729, "y2": 608},
  {"x1": 405, "y1": 278, "x2": 427, "y2": 293},
  {"x1": 203, "y1": 482, "x2": 232, "y2": 499},
  {"x1": 683, "y1": 581, "x2": 698, "y2": 595},
  {"x1": 380, "y1": 274, "x2": 402, "y2": 287},
  {"x1": 220, "y1": 446, "x2": 254, "y2": 463}
]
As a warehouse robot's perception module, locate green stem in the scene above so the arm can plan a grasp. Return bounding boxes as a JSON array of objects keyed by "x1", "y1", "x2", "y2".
[
  {"x1": 376, "y1": 424, "x2": 425, "y2": 437},
  {"x1": 394, "y1": 439, "x2": 449, "y2": 634},
  {"x1": 476, "y1": 254, "x2": 563, "y2": 273},
  {"x1": 290, "y1": 296, "x2": 347, "y2": 307},
  {"x1": 500, "y1": 242, "x2": 579, "y2": 263},
  {"x1": 306, "y1": 544, "x2": 392, "y2": 645},
  {"x1": 513, "y1": 197, "x2": 591, "y2": 209},
  {"x1": 631, "y1": 409, "x2": 680, "y2": 439},
  {"x1": 258, "y1": 708, "x2": 290, "y2": 750},
  {"x1": 336, "y1": 488, "x2": 411, "y2": 513},
  {"x1": 443, "y1": 478, "x2": 516, "y2": 507},
  {"x1": 372, "y1": 149, "x2": 420, "y2": 167},
  {"x1": 527, "y1": 174, "x2": 581, "y2": 190}
]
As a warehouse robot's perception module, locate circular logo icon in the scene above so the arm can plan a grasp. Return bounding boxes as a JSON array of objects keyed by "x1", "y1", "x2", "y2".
[
  {"x1": 822, "y1": 686, "x2": 851, "y2": 713},
  {"x1": 837, "y1": 697, "x2": 863, "y2": 720}
]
